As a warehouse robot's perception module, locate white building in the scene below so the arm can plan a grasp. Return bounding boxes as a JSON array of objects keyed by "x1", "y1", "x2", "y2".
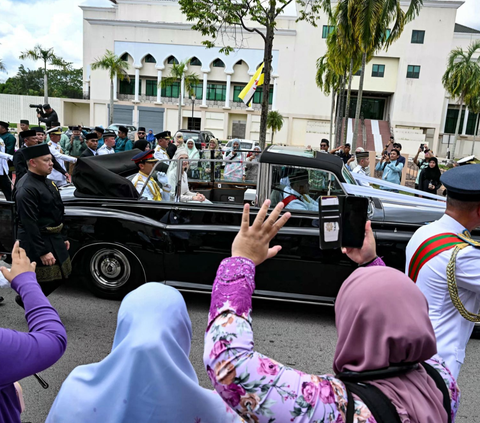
[{"x1": 81, "y1": 0, "x2": 480, "y2": 157}]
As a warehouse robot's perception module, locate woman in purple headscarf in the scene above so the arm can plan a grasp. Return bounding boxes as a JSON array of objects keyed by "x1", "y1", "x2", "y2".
[{"x1": 204, "y1": 200, "x2": 460, "y2": 423}]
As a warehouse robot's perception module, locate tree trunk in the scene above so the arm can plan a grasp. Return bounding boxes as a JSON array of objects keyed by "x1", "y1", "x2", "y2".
[
  {"x1": 352, "y1": 52, "x2": 367, "y2": 150},
  {"x1": 470, "y1": 113, "x2": 479, "y2": 156},
  {"x1": 329, "y1": 90, "x2": 336, "y2": 143},
  {"x1": 336, "y1": 75, "x2": 346, "y2": 148},
  {"x1": 259, "y1": 18, "x2": 275, "y2": 150},
  {"x1": 43, "y1": 59, "x2": 48, "y2": 104},
  {"x1": 271, "y1": 129, "x2": 274, "y2": 144},
  {"x1": 451, "y1": 98, "x2": 464, "y2": 160},
  {"x1": 109, "y1": 79, "x2": 114, "y2": 126},
  {"x1": 343, "y1": 59, "x2": 354, "y2": 146},
  {"x1": 178, "y1": 79, "x2": 183, "y2": 130}
]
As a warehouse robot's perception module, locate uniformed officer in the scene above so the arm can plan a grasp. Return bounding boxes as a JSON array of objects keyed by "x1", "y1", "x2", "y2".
[
  {"x1": 13, "y1": 144, "x2": 71, "y2": 305},
  {"x1": 352, "y1": 151, "x2": 371, "y2": 187},
  {"x1": 47, "y1": 126, "x2": 77, "y2": 187},
  {"x1": 131, "y1": 149, "x2": 171, "y2": 201},
  {"x1": 13, "y1": 129, "x2": 38, "y2": 186},
  {"x1": 406, "y1": 164, "x2": 480, "y2": 379},
  {"x1": 154, "y1": 131, "x2": 171, "y2": 161}
]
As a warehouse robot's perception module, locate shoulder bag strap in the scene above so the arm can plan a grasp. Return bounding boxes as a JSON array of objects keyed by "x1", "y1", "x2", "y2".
[
  {"x1": 343, "y1": 381, "x2": 402, "y2": 423},
  {"x1": 421, "y1": 362, "x2": 451, "y2": 423}
]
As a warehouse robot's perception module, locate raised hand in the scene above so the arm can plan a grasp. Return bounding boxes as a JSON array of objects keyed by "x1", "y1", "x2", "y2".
[
  {"x1": 0, "y1": 241, "x2": 37, "y2": 283},
  {"x1": 232, "y1": 200, "x2": 291, "y2": 266}
]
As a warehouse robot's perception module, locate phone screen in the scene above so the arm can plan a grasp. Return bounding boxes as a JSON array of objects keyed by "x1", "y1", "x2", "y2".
[{"x1": 342, "y1": 197, "x2": 369, "y2": 248}]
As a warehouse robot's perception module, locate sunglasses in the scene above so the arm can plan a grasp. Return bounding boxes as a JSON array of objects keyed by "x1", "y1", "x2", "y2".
[{"x1": 138, "y1": 132, "x2": 145, "y2": 134}]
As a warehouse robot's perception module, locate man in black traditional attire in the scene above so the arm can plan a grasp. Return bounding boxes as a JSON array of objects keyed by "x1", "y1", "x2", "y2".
[{"x1": 13, "y1": 144, "x2": 71, "y2": 303}]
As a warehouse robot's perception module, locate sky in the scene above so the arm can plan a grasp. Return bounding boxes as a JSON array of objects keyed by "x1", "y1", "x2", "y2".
[{"x1": 0, "y1": 0, "x2": 479, "y2": 80}]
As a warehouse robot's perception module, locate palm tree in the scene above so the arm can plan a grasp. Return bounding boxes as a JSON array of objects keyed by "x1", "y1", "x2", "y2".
[
  {"x1": 19, "y1": 44, "x2": 64, "y2": 104},
  {"x1": 266, "y1": 111, "x2": 284, "y2": 144},
  {"x1": 465, "y1": 90, "x2": 480, "y2": 156},
  {"x1": 316, "y1": 55, "x2": 342, "y2": 145},
  {"x1": 160, "y1": 60, "x2": 199, "y2": 130},
  {"x1": 442, "y1": 41, "x2": 480, "y2": 159},
  {"x1": 334, "y1": 0, "x2": 423, "y2": 149},
  {"x1": 91, "y1": 50, "x2": 130, "y2": 126},
  {"x1": 0, "y1": 59, "x2": 5, "y2": 73}
]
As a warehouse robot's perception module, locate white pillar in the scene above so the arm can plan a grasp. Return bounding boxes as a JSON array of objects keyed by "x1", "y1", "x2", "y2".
[
  {"x1": 462, "y1": 107, "x2": 469, "y2": 135},
  {"x1": 113, "y1": 73, "x2": 118, "y2": 101},
  {"x1": 224, "y1": 73, "x2": 232, "y2": 109},
  {"x1": 202, "y1": 72, "x2": 208, "y2": 107},
  {"x1": 272, "y1": 77, "x2": 278, "y2": 111},
  {"x1": 181, "y1": 74, "x2": 185, "y2": 106},
  {"x1": 134, "y1": 67, "x2": 140, "y2": 103},
  {"x1": 156, "y1": 69, "x2": 163, "y2": 104}
]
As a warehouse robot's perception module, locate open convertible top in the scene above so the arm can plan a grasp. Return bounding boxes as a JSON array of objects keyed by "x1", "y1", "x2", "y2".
[{"x1": 72, "y1": 150, "x2": 140, "y2": 199}]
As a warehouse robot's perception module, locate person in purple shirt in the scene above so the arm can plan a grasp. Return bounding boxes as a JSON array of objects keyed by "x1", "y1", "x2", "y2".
[{"x1": 0, "y1": 241, "x2": 67, "y2": 423}]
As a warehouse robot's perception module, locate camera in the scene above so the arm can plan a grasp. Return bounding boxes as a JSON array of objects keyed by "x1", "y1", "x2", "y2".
[{"x1": 29, "y1": 104, "x2": 44, "y2": 115}]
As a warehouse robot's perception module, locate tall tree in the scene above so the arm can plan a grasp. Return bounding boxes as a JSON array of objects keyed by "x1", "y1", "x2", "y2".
[
  {"x1": 0, "y1": 59, "x2": 5, "y2": 73},
  {"x1": 179, "y1": 0, "x2": 323, "y2": 150},
  {"x1": 334, "y1": 0, "x2": 423, "y2": 149},
  {"x1": 91, "y1": 50, "x2": 130, "y2": 126},
  {"x1": 442, "y1": 41, "x2": 480, "y2": 159},
  {"x1": 19, "y1": 44, "x2": 65, "y2": 104},
  {"x1": 266, "y1": 110, "x2": 284, "y2": 144},
  {"x1": 160, "y1": 60, "x2": 200, "y2": 130}
]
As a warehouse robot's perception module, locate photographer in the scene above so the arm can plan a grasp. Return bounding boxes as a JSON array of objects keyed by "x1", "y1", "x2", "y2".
[
  {"x1": 375, "y1": 149, "x2": 404, "y2": 191},
  {"x1": 37, "y1": 104, "x2": 58, "y2": 129},
  {"x1": 329, "y1": 143, "x2": 352, "y2": 165},
  {"x1": 68, "y1": 126, "x2": 87, "y2": 158},
  {"x1": 413, "y1": 145, "x2": 434, "y2": 191}
]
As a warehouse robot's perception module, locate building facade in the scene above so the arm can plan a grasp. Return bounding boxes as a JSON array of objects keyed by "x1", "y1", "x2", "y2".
[{"x1": 82, "y1": 0, "x2": 480, "y2": 157}]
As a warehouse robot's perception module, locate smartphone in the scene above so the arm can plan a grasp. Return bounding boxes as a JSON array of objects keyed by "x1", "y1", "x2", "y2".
[
  {"x1": 420, "y1": 143, "x2": 424, "y2": 151},
  {"x1": 341, "y1": 197, "x2": 369, "y2": 248}
]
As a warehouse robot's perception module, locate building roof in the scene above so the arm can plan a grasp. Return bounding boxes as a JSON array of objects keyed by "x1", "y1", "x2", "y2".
[{"x1": 454, "y1": 23, "x2": 480, "y2": 34}]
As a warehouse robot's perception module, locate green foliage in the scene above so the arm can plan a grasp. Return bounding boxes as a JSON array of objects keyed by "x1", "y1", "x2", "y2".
[
  {"x1": 267, "y1": 110, "x2": 284, "y2": 143},
  {"x1": 19, "y1": 44, "x2": 64, "y2": 67},
  {"x1": 0, "y1": 59, "x2": 5, "y2": 73},
  {"x1": 160, "y1": 60, "x2": 200, "y2": 96},
  {"x1": 0, "y1": 64, "x2": 83, "y2": 98},
  {"x1": 91, "y1": 50, "x2": 130, "y2": 82}
]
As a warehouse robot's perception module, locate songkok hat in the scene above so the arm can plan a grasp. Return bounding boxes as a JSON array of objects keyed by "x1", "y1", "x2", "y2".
[
  {"x1": 20, "y1": 129, "x2": 37, "y2": 138},
  {"x1": 155, "y1": 131, "x2": 171, "y2": 140},
  {"x1": 32, "y1": 126, "x2": 45, "y2": 133},
  {"x1": 43, "y1": 103, "x2": 51, "y2": 109},
  {"x1": 94, "y1": 126, "x2": 105, "y2": 134},
  {"x1": 20, "y1": 119, "x2": 29, "y2": 125},
  {"x1": 131, "y1": 149, "x2": 158, "y2": 164},
  {"x1": 456, "y1": 155, "x2": 476, "y2": 166},
  {"x1": 138, "y1": 127, "x2": 146, "y2": 132},
  {"x1": 441, "y1": 164, "x2": 480, "y2": 202},
  {"x1": 356, "y1": 151, "x2": 370, "y2": 159},
  {"x1": 103, "y1": 130, "x2": 116, "y2": 138},
  {"x1": 22, "y1": 143, "x2": 51, "y2": 160},
  {"x1": 0, "y1": 121, "x2": 9, "y2": 130},
  {"x1": 72, "y1": 126, "x2": 81, "y2": 131},
  {"x1": 86, "y1": 133, "x2": 99, "y2": 140},
  {"x1": 289, "y1": 169, "x2": 309, "y2": 184},
  {"x1": 118, "y1": 126, "x2": 128, "y2": 134}
]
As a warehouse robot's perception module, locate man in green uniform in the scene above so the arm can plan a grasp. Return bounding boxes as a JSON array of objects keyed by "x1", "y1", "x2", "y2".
[
  {"x1": 13, "y1": 143, "x2": 71, "y2": 303},
  {"x1": 0, "y1": 121, "x2": 16, "y2": 155},
  {"x1": 115, "y1": 126, "x2": 133, "y2": 152}
]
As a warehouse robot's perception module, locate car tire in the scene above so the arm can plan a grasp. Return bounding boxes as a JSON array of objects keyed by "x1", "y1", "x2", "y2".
[
  {"x1": 472, "y1": 324, "x2": 480, "y2": 339},
  {"x1": 79, "y1": 246, "x2": 145, "y2": 300}
]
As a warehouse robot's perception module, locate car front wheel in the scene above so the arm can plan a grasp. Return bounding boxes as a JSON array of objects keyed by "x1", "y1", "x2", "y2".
[{"x1": 80, "y1": 246, "x2": 145, "y2": 300}]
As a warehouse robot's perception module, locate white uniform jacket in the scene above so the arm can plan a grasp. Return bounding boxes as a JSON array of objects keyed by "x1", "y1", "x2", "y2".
[
  {"x1": 154, "y1": 146, "x2": 169, "y2": 162},
  {"x1": 97, "y1": 144, "x2": 115, "y2": 155},
  {"x1": 352, "y1": 165, "x2": 371, "y2": 187},
  {"x1": 47, "y1": 141, "x2": 76, "y2": 185},
  {"x1": 405, "y1": 214, "x2": 480, "y2": 379},
  {"x1": 0, "y1": 140, "x2": 13, "y2": 176},
  {"x1": 282, "y1": 186, "x2": 319, "y2": 211},
  {"x1": 132, "y1": 172, "x2": 171, "y2": 202}
]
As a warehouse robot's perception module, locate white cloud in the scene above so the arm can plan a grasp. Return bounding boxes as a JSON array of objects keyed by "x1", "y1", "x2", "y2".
[
  {"x1": 0, "y1": 0, "x2": 113, "y2": 79},
  {"x1": 456, "y1": 0, "x2": 480, "y2": 31}
]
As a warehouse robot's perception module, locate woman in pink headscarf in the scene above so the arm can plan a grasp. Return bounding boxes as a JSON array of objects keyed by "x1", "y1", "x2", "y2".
[{"x1": 204, "y1": 201, "x2": 460, "y2": 423}]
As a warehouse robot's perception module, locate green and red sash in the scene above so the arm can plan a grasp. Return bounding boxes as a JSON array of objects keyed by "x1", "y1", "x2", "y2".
[{"x1": 408, "y1": 233, "x2": 464, "y2": 283}]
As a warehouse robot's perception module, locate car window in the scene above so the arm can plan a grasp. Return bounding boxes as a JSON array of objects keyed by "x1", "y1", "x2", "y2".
[
  {"x1": 183, "y1": 133, "x2": 199, "y2": 142},
  {"x1": 269, "y1": 164, "x2": 345, "y2": 211}
]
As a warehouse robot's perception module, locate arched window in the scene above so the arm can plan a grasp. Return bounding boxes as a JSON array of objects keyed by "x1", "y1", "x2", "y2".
[
  {"x1": 121, "y1": 53, "x2": 129, "y2": 61},
  {"x1": 167, "y1": 56, "x2": 179, "y2": 65},
  {"x1": 190, "y1": 57, "x2": 202, "y2": 66},
  {"x1": 213, "y1": 58, "x2": 225, "y2": 68},
  {"x1": 235, "y1": 60, "x2": 244, "y2": 66},
  {"x1": 145, "y1": 54, "x2": 156, "y2": 63}
]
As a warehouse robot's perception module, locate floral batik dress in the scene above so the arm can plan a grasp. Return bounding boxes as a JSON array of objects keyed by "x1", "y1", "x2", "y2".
[{"x1": 204, "y1": 257, "x2": 460, "y2": 423}]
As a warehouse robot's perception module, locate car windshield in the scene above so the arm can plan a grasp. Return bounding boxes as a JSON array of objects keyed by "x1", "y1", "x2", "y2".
[
  {"x1": 342, "y1": 167, "x2": 357, "y2": 185},
  {"x1": 182, "y1": 133, "x2": 200, "y2": 142}
]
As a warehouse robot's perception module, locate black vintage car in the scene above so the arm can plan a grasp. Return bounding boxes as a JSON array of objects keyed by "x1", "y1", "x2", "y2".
[{"x1": 0, "y1": 146, "x2": 456, "y2": 303}]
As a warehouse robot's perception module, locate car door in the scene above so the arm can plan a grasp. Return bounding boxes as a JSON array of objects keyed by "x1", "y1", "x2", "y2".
[{"x1": 0, "y1": 201, "x2": 15, "y2": 254}]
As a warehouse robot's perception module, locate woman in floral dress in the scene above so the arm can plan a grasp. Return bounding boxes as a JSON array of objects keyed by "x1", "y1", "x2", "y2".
[
  {"x1": 204, "y1": 201, "x2": 460, "y2": 423},
  {"x1": 224, "y1": 140, "x2": 244, "y2": 182}
]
